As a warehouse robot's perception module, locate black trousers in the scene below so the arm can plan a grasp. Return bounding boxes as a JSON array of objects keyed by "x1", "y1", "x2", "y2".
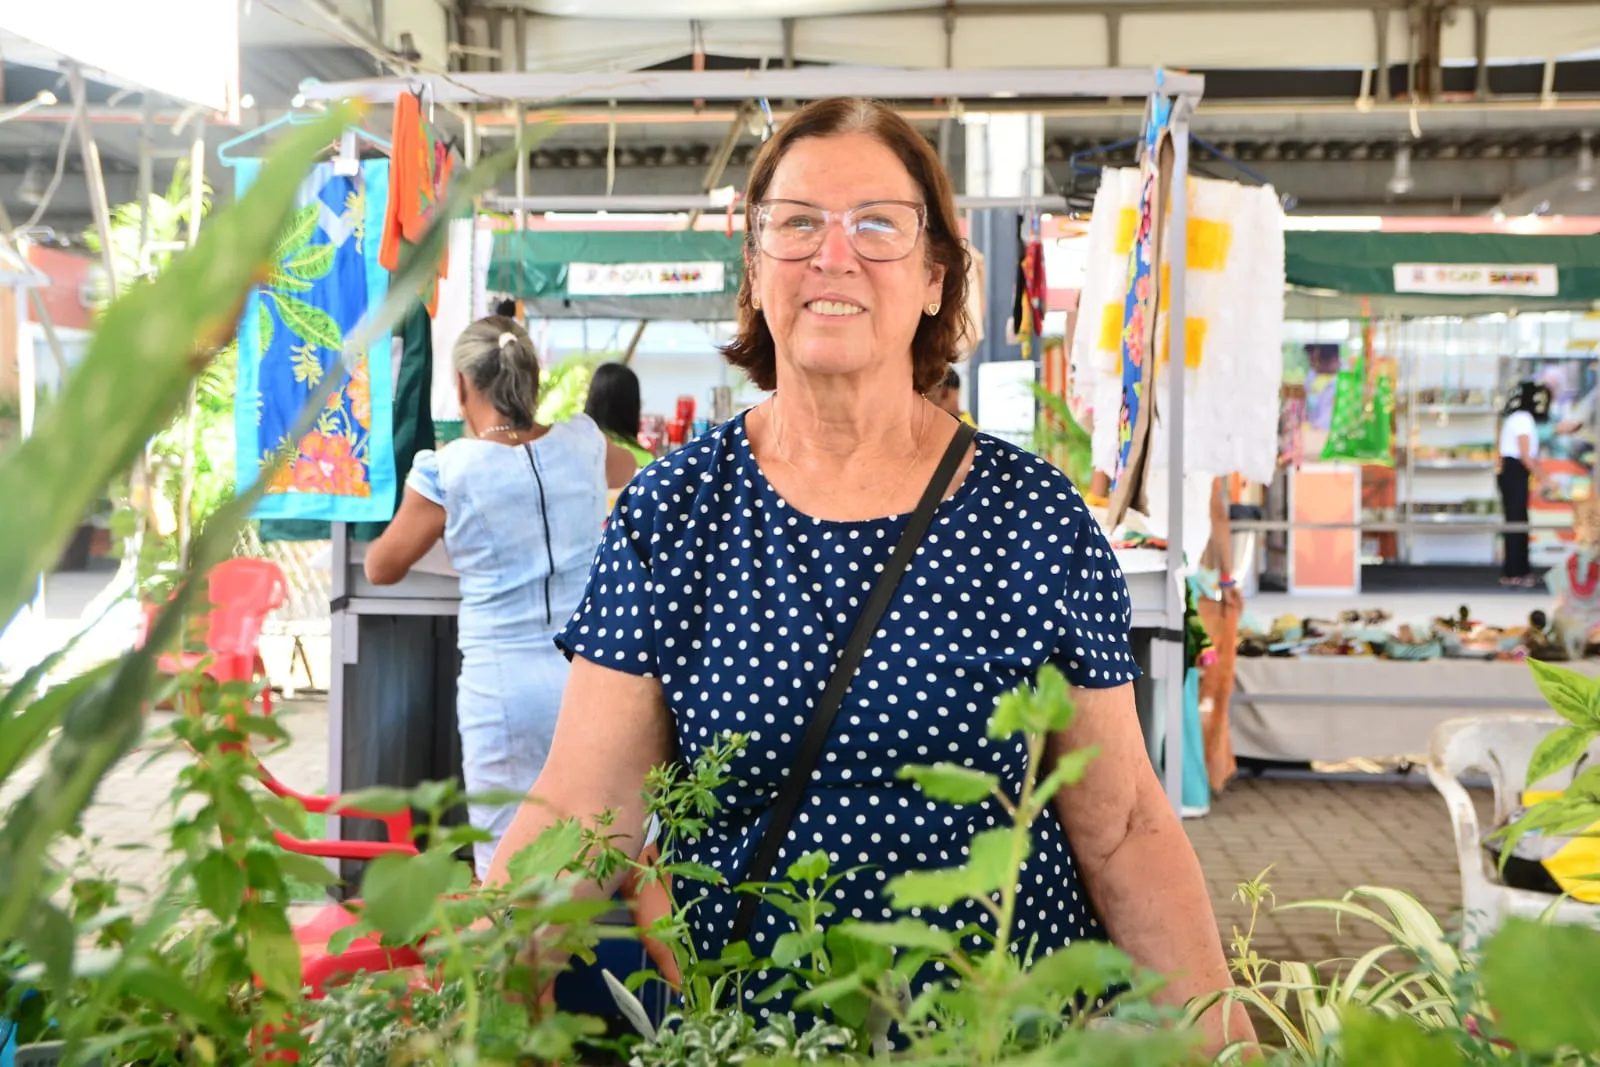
[{"x1": 1498, "y1": 457, "x2": 1531, "y2": 579}]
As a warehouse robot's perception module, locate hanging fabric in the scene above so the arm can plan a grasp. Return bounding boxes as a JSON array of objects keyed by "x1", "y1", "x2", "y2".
[
  {"x1": 1082, "y1": 171, "x2": 1285, "y2": 490},
  {"x1": 429, "y1": 217, "x2": 495, "y2": 442},
  {"x1": 380, "y1": 89, "x2": 454, "y2": 318},
  {"x1": 1321, "y1": 305, "x2": 1395, "y2": 465},
  {"x1": 1010, "y1": 214, "x2": 1047, "y2": 360},
  {"x1": 1104, "y1": 108, "x2": 1175, "y2": 532},
  {"x1": 233, "y1": 159, "x2": 396, "y2": 523}
]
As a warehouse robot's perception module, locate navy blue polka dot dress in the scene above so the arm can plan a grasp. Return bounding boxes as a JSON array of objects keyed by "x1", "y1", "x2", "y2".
[{"x1": 556, "y1": 411, "x2": 1140, "y2": 1014}]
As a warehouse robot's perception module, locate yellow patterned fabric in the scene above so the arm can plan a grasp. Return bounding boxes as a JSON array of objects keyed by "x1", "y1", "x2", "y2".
[{"x1": 1075, "y1": 168, "x2": 1285, "y2": 488}]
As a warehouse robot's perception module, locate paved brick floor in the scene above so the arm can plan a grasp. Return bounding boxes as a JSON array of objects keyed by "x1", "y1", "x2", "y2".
[
  {"x1": 0, "y1": 699, "x2": 329, "y2": 895},
  {"x1": 5, "y1": 696, "x2": 1483, "y2": 971},
  {"x1": 1186, "y1": 774, "x2": 1485, "y2": 965}
]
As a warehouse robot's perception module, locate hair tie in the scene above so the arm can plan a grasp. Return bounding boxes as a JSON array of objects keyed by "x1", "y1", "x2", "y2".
[{"x1": 498, "y1": 331, "x2": 518, "y2": 349}]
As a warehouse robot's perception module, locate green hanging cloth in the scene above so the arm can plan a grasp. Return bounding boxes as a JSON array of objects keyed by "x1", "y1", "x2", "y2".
[{"x1": 1321, "y1": 312, "x2": 1394, "y2": 467}]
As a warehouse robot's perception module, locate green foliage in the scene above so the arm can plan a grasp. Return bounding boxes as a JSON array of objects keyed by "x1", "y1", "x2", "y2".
[
  {"x1": 1340, "y1": 1009, "x2": 1465, "y2": 1067},
  {"x1": 83, "y1": 158, "x2": 210, "y2": 293},
  {"x1": 536, "y1": 353, "x2": 610, "y2": 426},
  {"x1": 1490, "y1": 661, "x2": 1600, "y2": 881},
  {"x1": 1480, "y1": 919, "x2": 1600, "y2": 1056},
  {"x1": 1030, "y1": 383, "x2": 1093, "y2": 488}
]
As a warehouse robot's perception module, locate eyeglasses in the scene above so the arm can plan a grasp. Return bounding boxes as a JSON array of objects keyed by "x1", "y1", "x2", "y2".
[{"x1": 752, "y1": 199, "x2": 927, "y2": 263}]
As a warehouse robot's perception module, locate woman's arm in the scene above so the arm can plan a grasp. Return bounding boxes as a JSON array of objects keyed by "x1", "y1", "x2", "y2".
[
  {"x1": 364, "y1": 487, "x2": 447, "y2": 585},
  {"x1": 604, "y1": 440, "x2": 641, "y2": 490},
  {"x1": 1046, "y1": 682, "x2": 1254, "y2": 1053},
  {"x1": 484, "y1": 655, "x2": 675, "y2": 890}
]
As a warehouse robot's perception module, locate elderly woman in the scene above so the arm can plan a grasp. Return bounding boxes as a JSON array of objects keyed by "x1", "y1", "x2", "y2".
[{"x1": 486, "y1": 98, "x2": 1249, "y2": 1049}]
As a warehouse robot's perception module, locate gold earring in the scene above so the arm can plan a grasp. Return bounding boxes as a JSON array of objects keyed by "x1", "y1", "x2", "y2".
[
  {"x1": 926, "y1": 303, "x2": 940, "y2": 316},
  {"x1": 752, "y1": 296, "x2": 762, "y2": 310}
]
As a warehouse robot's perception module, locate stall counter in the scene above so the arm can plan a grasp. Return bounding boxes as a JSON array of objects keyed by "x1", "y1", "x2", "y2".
[{"x1": 1231, "y1": 656, "x2": 1593, "y2": 763}]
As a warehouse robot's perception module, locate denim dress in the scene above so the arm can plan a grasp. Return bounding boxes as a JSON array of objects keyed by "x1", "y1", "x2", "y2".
[{"x1": 408, "y1": 415, "x2": 608, "y2": 871}]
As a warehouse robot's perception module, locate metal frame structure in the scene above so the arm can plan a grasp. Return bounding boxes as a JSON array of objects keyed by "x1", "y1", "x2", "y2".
[{"x1": 303, "y1": 64, "x2": 1204, "y2": 812}]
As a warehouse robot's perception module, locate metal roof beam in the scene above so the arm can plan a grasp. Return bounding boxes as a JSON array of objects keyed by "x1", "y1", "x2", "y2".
[
  {"x1": 297, "y1": 66, "x2": 1205, "y2": 105},
  {"x1": 483, "y1": 193, "x2": 1070, "y2": 213}
]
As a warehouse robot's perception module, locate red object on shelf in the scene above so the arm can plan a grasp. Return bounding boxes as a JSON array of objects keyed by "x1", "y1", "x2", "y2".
[{"x1": 675, "y1": 395, "x2": 696, "y2": 424}]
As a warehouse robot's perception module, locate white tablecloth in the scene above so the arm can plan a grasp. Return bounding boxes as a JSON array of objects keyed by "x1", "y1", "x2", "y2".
[{"x1": 1231, "y1": 657, "x2": 1598, "y2": 762}]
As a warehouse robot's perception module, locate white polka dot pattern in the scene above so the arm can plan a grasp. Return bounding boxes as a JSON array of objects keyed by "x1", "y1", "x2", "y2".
[{"x1": 555, "y1": 412, "x2": 1139, "y2": 1013}]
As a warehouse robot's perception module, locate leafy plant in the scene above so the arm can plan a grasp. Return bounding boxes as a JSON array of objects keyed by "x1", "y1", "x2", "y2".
[
  {"x1": 1190, "y1": 869, "x2": 1469, "y2": 1064},
  {"x1": 1, "y1": 108, "x2": 526, "y2": 1064},
  {"x1": 605, "y1": 667, "x2": 1189, "y2": 1067},
  {"x1": 1489, "y1": 661, "x2": 1600, "y2": 883},
  {"x1": 537, "y1": 353, "x2": 613, "y2": 426},
  {"x1": 1031, "y1": 383, "x2": 1093, "y2": 488}
]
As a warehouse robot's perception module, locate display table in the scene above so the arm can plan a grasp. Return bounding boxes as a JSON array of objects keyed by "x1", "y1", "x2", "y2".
[
  {"x1": 1231, "y1": 657, "x2": 1598, "y2": 762},
  {"x1": 323, "y1": 534, "x2": 1190, "y2": 851}
]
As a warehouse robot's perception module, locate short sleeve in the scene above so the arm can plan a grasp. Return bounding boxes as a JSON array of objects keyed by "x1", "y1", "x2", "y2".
[
  {"x1": 407, "y1": 449, "x2": 444, "y2": 506},
  {"x1": 554, "y1": 482, "x2": 659, "y2": 678},
  {"x1": 1053, "y1": 507, "x2": 1140, "y2": 688}
]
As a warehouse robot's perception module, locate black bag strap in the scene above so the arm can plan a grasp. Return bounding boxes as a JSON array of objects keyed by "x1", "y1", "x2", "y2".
[{"x1": 728, "y1": 420, "x2": 977, "y2": 949}]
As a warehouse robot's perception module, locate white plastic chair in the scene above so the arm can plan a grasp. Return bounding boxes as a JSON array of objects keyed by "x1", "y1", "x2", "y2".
[{"x1": 1427, "y1": 714, "x2": 1600, "y2": 953}]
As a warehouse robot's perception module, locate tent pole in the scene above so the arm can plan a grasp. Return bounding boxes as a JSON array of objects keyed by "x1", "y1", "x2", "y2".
[
  {"x1": 69, "y1": 66, "x2": 118, "y2": 295},
  {"x1": 1162, "y1": 92, "x2": 1195, "y2": 814},
  {"x1": 685, "y1": 101, "x2": 753, "y2": 230},
  {"x1": 514, "y1": 103, "x2": 526, "y2": 236},
  {"x1": 621, "y1": 319, "x2": 649, "y2": 366}
]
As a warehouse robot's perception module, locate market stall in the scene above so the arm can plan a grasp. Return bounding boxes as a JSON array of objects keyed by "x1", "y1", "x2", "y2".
[
  {"x1": 292, "y1": 65, "x2": 1207, "y2": 820},
  {"x1": 1271, "y1": 223, "x2": 1600, "y2": 585}
]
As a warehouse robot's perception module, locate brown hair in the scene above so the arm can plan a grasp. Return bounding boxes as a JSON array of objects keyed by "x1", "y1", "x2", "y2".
[{"x1": 720, "y1": 97, "x2": 971, "y2": 395}]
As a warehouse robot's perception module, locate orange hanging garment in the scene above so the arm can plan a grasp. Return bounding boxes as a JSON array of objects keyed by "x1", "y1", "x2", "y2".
[{"x1": 380, "y1": 91, "x2": 452, "y2": 318}]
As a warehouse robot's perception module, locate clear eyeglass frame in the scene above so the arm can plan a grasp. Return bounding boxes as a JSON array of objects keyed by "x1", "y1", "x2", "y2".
[{"x1": 752, "y1": 199, "x2": 928, "y2": 263}]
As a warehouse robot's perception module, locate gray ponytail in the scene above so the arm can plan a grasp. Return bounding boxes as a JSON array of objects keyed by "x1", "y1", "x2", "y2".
[{"x1": 453, "y1": 315, "x2": 540, "y2": 429}]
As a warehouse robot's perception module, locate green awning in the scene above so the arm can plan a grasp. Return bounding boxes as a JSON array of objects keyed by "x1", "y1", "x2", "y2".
[
  {"x1": 1285, "y1": 231, "x2": 1600, "y2": 308},
  {"x1": 489, "y1": 230, "x2": 745, "y2": 316}
]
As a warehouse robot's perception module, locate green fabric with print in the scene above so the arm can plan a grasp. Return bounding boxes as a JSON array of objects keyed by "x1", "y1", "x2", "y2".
[{"x1": 1321, "y1": 355, "x2": 1395, "y2": 467}]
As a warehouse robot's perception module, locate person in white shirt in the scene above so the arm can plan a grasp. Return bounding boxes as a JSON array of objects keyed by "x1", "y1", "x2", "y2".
[{"x1": 1498, "y1": 381, "x2": 1552, "y2": 587}]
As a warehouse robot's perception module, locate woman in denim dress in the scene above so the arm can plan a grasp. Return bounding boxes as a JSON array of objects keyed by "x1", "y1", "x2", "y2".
[{"x1": 366, "y1": 315, "x2": 616, "y2": 873}]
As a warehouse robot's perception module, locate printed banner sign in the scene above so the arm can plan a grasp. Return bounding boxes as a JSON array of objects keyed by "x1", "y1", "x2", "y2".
[
  {"x1": 568, "y1": 261, "x2": 725, "y2": 296},
  {"x1": 1393, "y1": 263, "x2": 1559, "y2": 296}
]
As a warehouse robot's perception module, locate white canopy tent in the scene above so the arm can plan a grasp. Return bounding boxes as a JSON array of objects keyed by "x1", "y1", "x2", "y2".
[{"x1": 450, "y1": 2, "x2": 1600, "y2": 79}]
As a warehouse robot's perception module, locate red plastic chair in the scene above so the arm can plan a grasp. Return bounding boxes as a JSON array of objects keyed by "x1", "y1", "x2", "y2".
[
  {"x1": 154, "y1": 560, "x2": 429, "y2": 1029},
  {"x1": 145, "y1": 558, "x2": 419, "y2": 863},
  {"x1": 292, "y1": 904, "x2": 427, "y2": 998},
  {"x1": 145, "y1": 557, "x2": 286, "y2": 705}
]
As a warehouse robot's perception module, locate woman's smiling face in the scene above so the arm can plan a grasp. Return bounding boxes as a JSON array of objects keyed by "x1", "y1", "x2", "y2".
[{"x1": 751, "y1": 131, "x2": 946, "y2": 389}]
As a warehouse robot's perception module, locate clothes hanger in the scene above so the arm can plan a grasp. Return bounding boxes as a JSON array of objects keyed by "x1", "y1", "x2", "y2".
[
  {"x1": 1068, "y1": 133, "x2": 1280, "y2": 194},
  {"x1": 217, "y1": 112, "x2": 392, "y2": 167}
]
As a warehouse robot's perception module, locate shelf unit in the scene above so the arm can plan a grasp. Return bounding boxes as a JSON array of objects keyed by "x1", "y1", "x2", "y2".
[{"x1": 1395, "y1": 330, "x2": 1502, "y2": 565}]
